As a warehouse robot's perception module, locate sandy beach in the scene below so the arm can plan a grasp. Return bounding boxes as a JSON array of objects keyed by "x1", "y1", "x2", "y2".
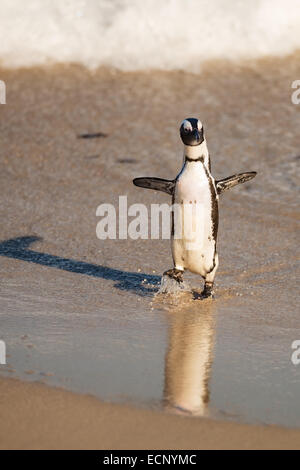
[
  {"x1": 2, "y1": 376, "x2": 300, "y2": 450},
  {"x1": 0, "y1": 53, "x2": 299, "y2": 448}
]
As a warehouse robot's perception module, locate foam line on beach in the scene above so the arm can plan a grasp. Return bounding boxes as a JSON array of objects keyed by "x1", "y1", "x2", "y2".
[{"x1": 0, "y1": 0, "x2": 300, "y2": 70}]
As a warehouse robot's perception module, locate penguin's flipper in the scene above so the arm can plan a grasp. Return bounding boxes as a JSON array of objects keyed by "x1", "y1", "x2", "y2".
[
  {"x1": 133, "y1": 177, "x2": 175, "y2": 195},
  {"x1": 216, "y1": 172, "x2": 257, "y2": 194}
]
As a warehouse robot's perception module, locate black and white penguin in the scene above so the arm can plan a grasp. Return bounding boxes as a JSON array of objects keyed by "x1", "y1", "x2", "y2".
[{"x1": 133, "y1": 118, "x2": 256, "y2": 298}]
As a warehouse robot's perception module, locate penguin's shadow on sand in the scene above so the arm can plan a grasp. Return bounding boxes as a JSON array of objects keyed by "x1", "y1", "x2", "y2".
[{"x1": 0, "y1": 236, "x2": 161, "y2": 297}]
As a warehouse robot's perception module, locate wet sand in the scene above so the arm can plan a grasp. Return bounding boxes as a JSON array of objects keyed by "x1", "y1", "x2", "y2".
[
  {"x1": 0, "y1": 54, "x2": 299, "y2": 447},
  {"x1": 2, "y1": 376, "x2": 300, "y2": 450}
]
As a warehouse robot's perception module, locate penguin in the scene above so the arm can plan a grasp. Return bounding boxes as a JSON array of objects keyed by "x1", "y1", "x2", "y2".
[{"x1": 133, "y1": 118, "x2": 256, "y2": 298}]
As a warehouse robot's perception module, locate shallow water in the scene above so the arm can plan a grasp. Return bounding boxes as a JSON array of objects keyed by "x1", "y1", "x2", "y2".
[
  {"x1": 159, "y1": 274, "x2": 191, "y2": 294},
  {"x1": 0, "y1": 56, "x2": 299, "y2": 427}
]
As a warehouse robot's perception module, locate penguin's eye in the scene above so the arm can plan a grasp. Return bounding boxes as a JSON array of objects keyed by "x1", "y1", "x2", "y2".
[{"x1": 181, "y1": 119, "x2": 193, "y2": 133}]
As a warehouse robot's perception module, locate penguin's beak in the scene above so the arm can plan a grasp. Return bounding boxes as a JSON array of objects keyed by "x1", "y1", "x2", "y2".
[
  {"x1": 180, "y1": 127, "x2": 204, "y2": 146},
  {"x1": 191, "y1": 129, "x2": 204, "y2": 145},
  {"x1": 193, "y1": 129, "x2": 201, "y2": 143}
]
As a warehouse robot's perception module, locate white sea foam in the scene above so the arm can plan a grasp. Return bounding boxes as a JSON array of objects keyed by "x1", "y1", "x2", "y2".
[{"x1": 0, "y1": 0, "x2": 300, "y2": 71}]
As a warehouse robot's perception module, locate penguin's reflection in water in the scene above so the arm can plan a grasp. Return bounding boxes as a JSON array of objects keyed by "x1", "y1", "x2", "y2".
[{"x1": 163, "y1": 299, "x2": 215, "y2": 416}]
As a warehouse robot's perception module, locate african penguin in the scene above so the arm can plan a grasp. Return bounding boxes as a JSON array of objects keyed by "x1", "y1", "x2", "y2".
[{"x1": 133, "y1": 118, "x2": 257, "y2": 298}]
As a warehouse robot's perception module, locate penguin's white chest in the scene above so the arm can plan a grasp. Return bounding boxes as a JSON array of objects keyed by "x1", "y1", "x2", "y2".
[{"x1": 172, "y1": 162, "x2": 217, "y2": 275}]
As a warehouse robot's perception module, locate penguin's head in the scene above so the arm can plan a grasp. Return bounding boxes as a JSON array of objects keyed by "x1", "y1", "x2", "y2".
[{"x1": 180, "y1": 118, "x2": 204, "y2": 146}]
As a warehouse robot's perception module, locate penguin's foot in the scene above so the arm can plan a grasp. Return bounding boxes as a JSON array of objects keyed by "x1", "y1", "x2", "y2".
[
  {"x1": 200, "y1": 282, "x2": 214, "y2": 299},
  {"x1": 163, "y1": 268, "x2": 184, "y2": 283},
  {"x1": 159, "y1": 269, "x2": 189, "y2": 294}
]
